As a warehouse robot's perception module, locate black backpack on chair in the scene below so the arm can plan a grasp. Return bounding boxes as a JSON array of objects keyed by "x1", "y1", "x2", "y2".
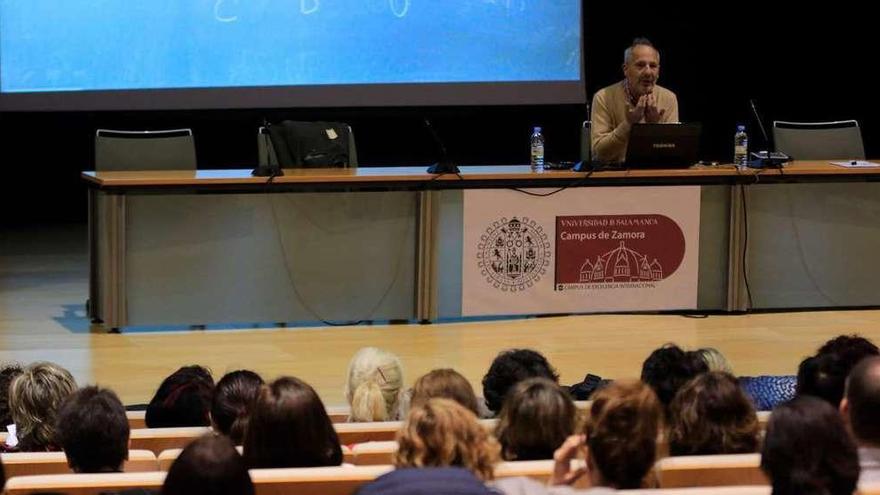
[{"x1": 266, "y1": 120, "x2": 353, "y2": 168}]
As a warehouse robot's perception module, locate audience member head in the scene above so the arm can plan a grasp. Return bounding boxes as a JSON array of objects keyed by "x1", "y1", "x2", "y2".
[
  {"x1": 56, "y1": 386, "x2": 129, "y2": 473},
  {"x1": 842, "y1": 356, "x2": 880, "y2": 447},
  {"x1": 696, "y1": 348, "x2": 733, "y2": 374},
  {"x1": 345, "y1": 347, "x2": 404, "y2": 422},
  {"x1": 818, "y1": 334, "x2": 879, "y2": 363},
  {"x1": 210, "y1": 370, "x2": 264, "y2": 444},
  {"x1": 0, "y1": 364, "x2": 23, "y2": 427},
  {"x1": 668, "y1": 371, "x2": 759, "y2": 456},
  {"x1": 8, "y1": 361, "x2": 77, "y2": 451},
  {"x1": 162, "y1": 434, "x2": 254, "y2": 495},
  {"x1": 761, "y1": 396, "x2": 859, "y2": 495},
  {"x1": 410, "y1": 368, "x2": 479, "y2": 416},
  {"x1": 798, "y1": 335, "x2": 880, "y2": 407},
  {"x1": 146, "y1": 365, "x2": 214, "y2": 428},
  {"x1": 481, "y1": 349, "x2": 559, "y2": 415},
  {"x1": 640, "y1": 344, "x2": 708, "y2": 408},
  {"x1": 586, "y1": 380, "x2": 663, "y2": 489},
  {"x1": 243, "y1": 376, "x2": 342, "y2": 469},
  {"x1": 495, "y1": 377, "x2": 576, "y2": 461},
  {"x1": 395, "y1": 398, "x2": 500, "y2": 481}
]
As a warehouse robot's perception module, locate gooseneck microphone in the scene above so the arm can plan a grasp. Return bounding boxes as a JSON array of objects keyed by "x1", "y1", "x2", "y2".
[{"x1": 424, "y1": 118, "x2": 460, "y2": 174}]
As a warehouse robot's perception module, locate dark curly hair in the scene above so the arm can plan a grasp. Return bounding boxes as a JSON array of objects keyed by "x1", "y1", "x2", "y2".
[
  {"x1": 798, "y1": 335, "x2": 879, "y2": 407},
  {"x1": 481, "y1": 349, "x2": 559, "y2": 414},
  {"x1": 640, "y1": 344, "x2": 708, "y2": 408}
]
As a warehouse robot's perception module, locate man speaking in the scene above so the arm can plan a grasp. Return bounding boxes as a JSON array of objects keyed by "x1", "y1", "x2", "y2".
[{"x1": 591, "y1": 38, "x2": 679, "y2": 163}]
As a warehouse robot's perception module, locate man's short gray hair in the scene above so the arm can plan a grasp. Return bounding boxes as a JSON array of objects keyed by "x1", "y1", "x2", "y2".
[{"x1": 624, "y1": 37, "x2": 657, "y2": 64}]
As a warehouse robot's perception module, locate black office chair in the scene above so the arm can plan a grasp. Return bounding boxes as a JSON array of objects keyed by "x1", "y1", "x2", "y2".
[
  {"x1": 772, "y1": 120, "x2": 865, "y2": 160},
  {"x1": 94, "y1": 128, "x2": 197, "y2": 171},
  {"x1": 259, "y1": 121, "x2": 358, "y2": 169}
]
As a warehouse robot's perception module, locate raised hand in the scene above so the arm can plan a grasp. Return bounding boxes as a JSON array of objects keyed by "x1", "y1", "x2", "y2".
[
  {"x1": 627, "y1": 95, "x2": 648, "y2": 124},
  {"x1": 644, "y1": 93, "x2": 666, "y2": 123},
  {"x1": 550, "y1": 434, "x2": 588, "y2": 486}
]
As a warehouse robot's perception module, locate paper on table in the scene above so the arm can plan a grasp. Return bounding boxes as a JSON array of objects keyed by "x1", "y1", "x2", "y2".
[{"x1": 830, "y1": 160, "x2": 880, "y2": 168}]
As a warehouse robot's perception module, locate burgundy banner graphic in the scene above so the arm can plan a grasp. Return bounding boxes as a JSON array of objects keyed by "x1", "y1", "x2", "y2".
[{"x1": 554, "y1": 214, "x2": 686, "y2": 290}]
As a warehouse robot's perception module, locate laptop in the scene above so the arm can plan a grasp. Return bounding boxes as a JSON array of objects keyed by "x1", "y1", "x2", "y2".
[{"x1": 624, "y1": 123, "x2": 701, "y2": 169}]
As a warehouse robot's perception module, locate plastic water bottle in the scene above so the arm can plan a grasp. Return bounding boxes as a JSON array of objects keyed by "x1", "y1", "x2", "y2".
[
  {"x1": 530, "y1": 127, "x2": 545, "y2": 171},
  {"x1": 734, "y1": 125, "x2": 749, "y2": 168}
]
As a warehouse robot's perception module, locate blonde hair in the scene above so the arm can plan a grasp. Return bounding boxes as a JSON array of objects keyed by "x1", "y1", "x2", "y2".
[
  {"x1": 344, "y1": 347, "x2": 403, "y2": 422},
  {"x1": 395, "y1": 398, "x2": 500, "y2": 481},
  {"x1": 9, "y1": 361, "x2": 77, "y2": 451},
  {"x1": 697, "y1": 348, "x2": 734, "y2": 374}
]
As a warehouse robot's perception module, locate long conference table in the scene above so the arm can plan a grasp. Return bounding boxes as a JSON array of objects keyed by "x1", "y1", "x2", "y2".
[{"x1": 82, "y1": 161, "x2": 880, "y2": 330}]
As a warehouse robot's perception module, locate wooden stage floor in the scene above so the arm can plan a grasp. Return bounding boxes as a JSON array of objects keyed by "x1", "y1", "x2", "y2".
[{"x1": 3, "y1": 223, "x2": 880, "y2": 407}]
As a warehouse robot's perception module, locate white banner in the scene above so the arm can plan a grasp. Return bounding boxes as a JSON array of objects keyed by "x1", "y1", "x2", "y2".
[{"x1": 462, "y1": 186, "x2": 701, "y2": 316}]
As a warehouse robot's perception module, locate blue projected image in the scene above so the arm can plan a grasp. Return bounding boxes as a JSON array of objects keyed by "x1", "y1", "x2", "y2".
[{"x1": 0, "y1": 0, "x2": 581, "y2": 93}]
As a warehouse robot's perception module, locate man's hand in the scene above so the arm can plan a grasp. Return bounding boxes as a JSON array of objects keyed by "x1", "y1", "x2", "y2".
[
  {"x1": 644, "y1": 93, "x2": 666, "y2": 123},
  {"x1": 626, "y1": 95, "x2": 647, "y2": 124},
  {"x1": 550, "y1": 434, "x2": 588, "y2": 486}
]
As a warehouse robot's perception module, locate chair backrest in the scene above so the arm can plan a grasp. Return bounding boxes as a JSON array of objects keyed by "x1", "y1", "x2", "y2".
[
  {"x1": 261, "y1": 121, "x2": 358, "y2": 168},
  {"x1": 580, "y1": 120, "x2": 591, "y2": 162},
  {"x1": 0, "y1": 450, "x2": 157, "y2": 478},
  {"x1": 334, "y1": 421, "x2": 402, "y2": 445},
  {"x1": 327, "y1": 405, "x2": 351, "y2": 423},
  {"x1": 772, "y1": 120, "x2": 865, "y2": 160},
  {"x1": 4, "y1": 471, "x2": 167, "y2": 495},
  {"x1": 126, "y1": 409, "x2": 147, "y2": 429},
  {"x1": 129, "y1": 426, "x2": 211, "y2": 455},
  {"x1": 350, "y1": 441, "x2": 398, "y2": 466},
  {"x1": 250, "y1": 465, "x2": 392, "y2": 495},
  {"x1": 655, "y1": 453, "x2": 768, "y2": 488},
  {"x1": 157, "y1": 445, "x2": 352, "y2": 471},
  {"x1": 95, "y1": 128, "x2": 197, "y2": 171},
  {"x1": 618, "y1": 487, "x2": 771, "y2": 495}
]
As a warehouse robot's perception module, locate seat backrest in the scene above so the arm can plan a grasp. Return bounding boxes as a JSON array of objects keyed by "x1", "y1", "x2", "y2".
[
  {"x1": 334, "y1": 421, "x2": 402, "y2": 445},
  {"x1": 128, "y1": 426, "x2": 211, "y2": 455},
  {"x1": 580, "y1": 120, "x2": 591, "y2": 162},
  {"x1": 95, "y1": 128, "x2": 197, "y2": 171},
  {"x1": 772, "y1": 120, "x2": 865, "y2": 160},
  {"x1": 0, "y1": 450, "x2": 157, "y2": 478},
  {"x1": 618, "y1": 486, "x2": 771, "y2": 495},
  {"x1": 655, "y1": 453, "x2": 768, "y2": 488},
  {"x1": 327, "y1": 405, "x2": 351, "y2": 423},
  {"x1": 350, "y1": 441, "x2": 398, "y2": 466},
  {"x1": 263, "y1": 121, "x2": 357, "y2": 168},
  {"x1": 126, "y1": 409, "x2": 147, "y2": 429},
  {"x1": 158, "y1": 445, "x2": 352, "y2": 471},
  {"x1": 249, "y1": 465, "x2": 392, "y2": 495},
  {"x1": 4, "y1": 471, "x2": 167, "y2": 495}
]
